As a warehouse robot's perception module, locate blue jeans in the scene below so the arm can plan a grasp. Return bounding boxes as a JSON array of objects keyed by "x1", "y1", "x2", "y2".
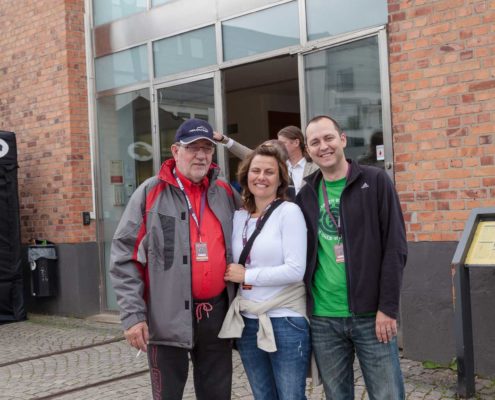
[
  {"x1": 311, "y1": 315, "x2": 404, "y2": 400},
  {"x1": 237, "y1": 316, "x2": 310, "y2": 400}
]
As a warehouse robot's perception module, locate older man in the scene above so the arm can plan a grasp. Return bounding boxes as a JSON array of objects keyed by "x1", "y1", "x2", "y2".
[
  {"x1": 296, "y1": 115, "x2": 407, "y2": 400},
  {"x1": 110, "y1": 118, "x2": 239, "y2": 400}
]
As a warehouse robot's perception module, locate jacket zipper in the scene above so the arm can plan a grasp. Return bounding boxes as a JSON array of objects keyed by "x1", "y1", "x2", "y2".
[{"x1": 339, "y1": 187, "x2": 354, "y2": 316}]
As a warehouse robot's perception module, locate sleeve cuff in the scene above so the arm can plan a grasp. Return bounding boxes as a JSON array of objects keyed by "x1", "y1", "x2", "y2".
[
  {"x1": 121, "y1": 312, "x2": 147, "y2": 330},
  {"x1": 225, "y1": 138, "x2": 234, "y2": 148},
  {"x1": 244, "y1": 268, "x2": 256, "y2": 285}
]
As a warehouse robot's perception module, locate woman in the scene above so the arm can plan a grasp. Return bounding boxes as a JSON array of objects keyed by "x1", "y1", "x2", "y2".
[
  {"x1": 219, "y1": 143, "x2": 310, "y2": 400},
  {"x1": 214, "y1": 125, "x2": 319, "y2": 194}
]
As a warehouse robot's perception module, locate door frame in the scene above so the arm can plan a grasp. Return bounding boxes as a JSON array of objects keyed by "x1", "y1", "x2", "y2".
[
  {"x1": 296, "y1": 26, "x2": 394, "y2": 178},
  {"x1": 151, "y1": 71, "x2": 228, "y2": 176}
]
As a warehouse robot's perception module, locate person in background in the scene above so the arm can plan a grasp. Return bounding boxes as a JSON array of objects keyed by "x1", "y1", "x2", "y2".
[
  {"x1": 214, "y1": 125, "x2": 318, "y2": 194},
  {"x1": 296, "y1": 115, "x2": 407, "y2": 400},
  {"x1": 277, "y1": 126, "x2": 319, "y2": 193},
  {"x1": 219, "y1": 143, "x2": 310, "y2": 400},
  {"x1": 110, "y1": 118, "x2": 239, "y2": 400}
]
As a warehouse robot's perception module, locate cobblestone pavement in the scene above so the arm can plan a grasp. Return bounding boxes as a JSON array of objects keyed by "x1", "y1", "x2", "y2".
[{"x1": 0, "y1": 314, "x2": 494, "y2": 399}]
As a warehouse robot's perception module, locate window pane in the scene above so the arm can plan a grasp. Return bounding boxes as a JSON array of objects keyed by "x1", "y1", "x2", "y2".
[
  {"x1": 306, "y1": 0, "x2": 387, "y2": 41},
  {"x1": 96, "y1": 89, "x2": 153, "y2": 309},
  {"x1": 153, "y1": 26, "x2": 217, "y2": 78},
  {"x1": 156, "y1": 79, "x2": 215, "y2": 163},
  {"x1": 95, "y1": 46, "x2": 148, "y2": 92},
  {"x1": 222, "y1": 2, "x2": 299, "y2": 61},
  {"x1": 93, "y1": 0, "x2": 147, "y2": 26},
  {"x1": 305, "y1": 36, "x2": 384, "y2": 168}
]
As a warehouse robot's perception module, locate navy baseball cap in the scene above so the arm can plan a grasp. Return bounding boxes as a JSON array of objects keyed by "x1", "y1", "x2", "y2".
[{"x1": 175, "y1": 118, "x2": 216, "y2": 144}]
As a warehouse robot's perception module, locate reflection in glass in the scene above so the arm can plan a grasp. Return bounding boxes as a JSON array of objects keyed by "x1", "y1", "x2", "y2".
[
  {"x1": 306, "y1": 0, "x2": 387, "y2": 41},
  {"x1": 152, "y1": 0, "x2": 172, "y2": 6},
  {"x1": 305, "y1": 36, "x2": 384, "y2": 167},
  {"x1": 156, "y1": 79, "x2": 216, "y2": 163},
  {"x1": 95, "y1": 46, "x2": 148, "y2": 92},
  {"x1": 97, "y1": 89, "x2": 152, "y2": 309},
  {"x1": 93, "y1": 0, "x2": 147, "y2": 26},
  {"x1": 153, "y1": 26, "x2": 216, "y2": 77},
  {"x1": 222, "y1": 1, "x2": 299, "y2": 61}
]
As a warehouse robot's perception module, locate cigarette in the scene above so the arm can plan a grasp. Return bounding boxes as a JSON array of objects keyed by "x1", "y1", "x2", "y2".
[{"x1": 136, "y1": 349, "x2": 142, "y2": 358}]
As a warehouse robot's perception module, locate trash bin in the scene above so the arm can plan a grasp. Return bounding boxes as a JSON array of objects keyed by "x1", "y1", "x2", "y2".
[{"x1": 28, "y1": 241, "x2": 57, "y2": 297}]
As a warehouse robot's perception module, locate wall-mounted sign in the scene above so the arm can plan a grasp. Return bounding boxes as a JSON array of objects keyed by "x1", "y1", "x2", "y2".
[
  {"x1": 465, "y1": 221, "x2": 495, "y2": 266},
  {"x1": 376, "y1": 144, "x2": 385, "y2": 161},
  {"x1": 110, "y1": 160, "x2": 123, "y2": 184}
]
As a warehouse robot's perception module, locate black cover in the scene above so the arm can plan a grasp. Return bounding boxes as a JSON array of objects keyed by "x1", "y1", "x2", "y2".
[{"x1": 0, "y1": 131, "x2": 26, "y2": 323}]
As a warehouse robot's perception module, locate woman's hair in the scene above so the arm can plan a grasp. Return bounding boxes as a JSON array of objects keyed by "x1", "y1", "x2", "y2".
[
  {"x1": 237, "y1": 141, "x2": 290, "y2": 213},
  {"x1": 277, "y1": 125, "x2": 311, "y2": 161}
]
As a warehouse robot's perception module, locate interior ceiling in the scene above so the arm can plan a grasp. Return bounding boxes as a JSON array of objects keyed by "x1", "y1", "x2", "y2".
[{"x1": 224, "y1": 55, "x2": 298, "y2": 95}]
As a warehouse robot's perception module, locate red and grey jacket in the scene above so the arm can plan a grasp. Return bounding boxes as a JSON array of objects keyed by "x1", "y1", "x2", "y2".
[
  {"x1": 110, "y1": 159, "x2": 239, "y2": 349},
  {"x1": 296, "y1": 160, "x2": 407, "y2": 319}
]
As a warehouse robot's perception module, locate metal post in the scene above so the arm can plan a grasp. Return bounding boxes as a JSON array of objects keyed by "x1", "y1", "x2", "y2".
[{"x1": 454, "y1": 263, "x2": 475, "y2": 398}]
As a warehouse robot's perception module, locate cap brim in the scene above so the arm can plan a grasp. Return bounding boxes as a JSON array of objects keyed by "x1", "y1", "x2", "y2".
[{"x1": 179, "y1": 136, "x2": 216, "y2": 145}]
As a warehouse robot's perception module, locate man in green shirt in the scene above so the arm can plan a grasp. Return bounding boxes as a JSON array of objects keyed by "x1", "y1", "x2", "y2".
[{"x1": 296, "y1": 115, "x2": 407, "y2": 399}]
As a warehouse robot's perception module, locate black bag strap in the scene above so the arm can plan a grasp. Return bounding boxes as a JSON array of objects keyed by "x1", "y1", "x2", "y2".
[{"x1": 238, "y1": 199, "x2": 283, "y2": 266}]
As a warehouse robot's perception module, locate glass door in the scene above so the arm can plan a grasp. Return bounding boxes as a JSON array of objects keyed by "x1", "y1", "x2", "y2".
[
  {"x1": 155, "y1": 75, "x2": 221, "y2": 166},
  {"x1": 301, "y1": 32, "x2": 393, "y2": 175},
  {"x1": 97, "y1": 88, "x2": 153, "y2": 310}
]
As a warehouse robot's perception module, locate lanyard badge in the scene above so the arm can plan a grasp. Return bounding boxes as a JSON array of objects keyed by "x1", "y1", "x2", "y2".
[
  {"x1": 334, "y1": 243, "x2": 345, "y2": 263},
  {"x1": 195, "y1": 242, "x2": 209, "y2": 261}
]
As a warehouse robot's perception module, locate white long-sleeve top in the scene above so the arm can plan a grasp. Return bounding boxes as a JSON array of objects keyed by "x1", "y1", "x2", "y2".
[{"x1": 232, "y1": 201, "x2": 307, "y2": 318}]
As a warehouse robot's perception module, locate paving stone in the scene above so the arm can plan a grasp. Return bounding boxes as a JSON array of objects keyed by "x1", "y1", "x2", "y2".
[{"x1": 1, "y1": 314, "x2": 494, "y2": 399}]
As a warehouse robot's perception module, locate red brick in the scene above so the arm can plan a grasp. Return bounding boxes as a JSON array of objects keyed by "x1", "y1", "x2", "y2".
[
  {"x1": 469, "y1": 80, "x2": 495, "y2": 91},
  {"x1": 0, "y1": 0, "x2": 94, "y2": 244}
]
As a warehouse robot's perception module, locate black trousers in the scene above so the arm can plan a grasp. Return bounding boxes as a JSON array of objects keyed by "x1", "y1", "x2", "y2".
[{"x1": 147, "y1": 292, "x2": 232, "y2": 400}]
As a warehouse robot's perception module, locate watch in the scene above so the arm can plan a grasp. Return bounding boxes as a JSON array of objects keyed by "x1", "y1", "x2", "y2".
[{"x1": 220, "y1": 135, "x2": 230, "y2": 144}]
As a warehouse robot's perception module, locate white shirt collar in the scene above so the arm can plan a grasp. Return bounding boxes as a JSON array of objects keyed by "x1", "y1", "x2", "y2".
[{"x1": 287, "y1": 157, "x2": 306, "y2": 170}]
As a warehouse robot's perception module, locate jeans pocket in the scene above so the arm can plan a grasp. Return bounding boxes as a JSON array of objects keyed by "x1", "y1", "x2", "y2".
[{"x1": 284, "y1": 316, "x2": 309, "y2": 332}]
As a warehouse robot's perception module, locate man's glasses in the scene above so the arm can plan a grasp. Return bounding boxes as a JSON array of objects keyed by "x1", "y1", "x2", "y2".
[{"x1": 179, "y1": 143, "x2": 215, "y2": 155}]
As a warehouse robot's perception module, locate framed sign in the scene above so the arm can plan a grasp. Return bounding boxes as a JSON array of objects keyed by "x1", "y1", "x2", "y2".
[
  {"x1": 451, "y1": 207, "x2": 495, "y2": 398},
  {"x1": 465, "y1": 220, "x2": 495, "y2": 266}
]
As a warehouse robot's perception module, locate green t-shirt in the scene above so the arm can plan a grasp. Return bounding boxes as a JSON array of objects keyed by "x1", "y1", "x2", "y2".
[{"x1": 312, "y1": 177, "x2": 351, "y2": 317}]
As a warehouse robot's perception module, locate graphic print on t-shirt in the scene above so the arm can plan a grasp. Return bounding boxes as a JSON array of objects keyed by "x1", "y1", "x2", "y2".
[{"x1": 318, "y1": 199, "x2": 340, "y2": 242}]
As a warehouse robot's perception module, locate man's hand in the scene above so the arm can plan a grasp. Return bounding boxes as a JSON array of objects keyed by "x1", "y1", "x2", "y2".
[
  {"x1": 375, "y1": 310, "x2": 397, "y2": 344},
  {"x1": 224, "y1": 263, "x2": 246, "y2": 283},
  {"x1": 124, "y1": 321, "x2": 149, "y2": 352}
]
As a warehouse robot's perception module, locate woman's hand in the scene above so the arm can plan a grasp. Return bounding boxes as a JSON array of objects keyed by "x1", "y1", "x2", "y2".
[{"x1": 224, "y1": 263, "x2": 246, "y2": 283}]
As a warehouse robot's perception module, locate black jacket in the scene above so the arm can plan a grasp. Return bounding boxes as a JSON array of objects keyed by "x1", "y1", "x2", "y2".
[{"x1": 296, "y1": 160, "x2": 407, "y2": 319}]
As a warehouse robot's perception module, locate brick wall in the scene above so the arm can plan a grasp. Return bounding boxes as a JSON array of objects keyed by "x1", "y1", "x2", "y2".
[
  {"x1": 388, "y1": 0, "x2": 495, "y2": 241},
  {"x1": 0, "y1": 0, "x2": 95, "y2": 243}
]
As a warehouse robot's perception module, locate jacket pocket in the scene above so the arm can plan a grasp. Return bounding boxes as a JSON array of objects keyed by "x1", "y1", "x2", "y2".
[{"x1": 158, "y1": 214, "x2": 175, "y2": 271}]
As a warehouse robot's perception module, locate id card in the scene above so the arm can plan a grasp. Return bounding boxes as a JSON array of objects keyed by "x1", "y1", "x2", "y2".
[
  {"x1": 195, "y1": 242, "x2": 209, "y2": 261},
  {"x1": 334, "y1": 243, "x2": 345, "y2": 263}
]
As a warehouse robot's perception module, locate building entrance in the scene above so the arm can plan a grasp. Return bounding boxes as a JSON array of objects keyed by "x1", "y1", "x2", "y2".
[{"x1": 223, "y1": 55, "x2": 299, "y2": 180}]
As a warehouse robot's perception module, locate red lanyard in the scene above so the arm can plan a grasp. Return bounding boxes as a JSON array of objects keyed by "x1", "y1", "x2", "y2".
[{"x1": 173, "y1": 169, "x2": 206, "y2": 242}]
